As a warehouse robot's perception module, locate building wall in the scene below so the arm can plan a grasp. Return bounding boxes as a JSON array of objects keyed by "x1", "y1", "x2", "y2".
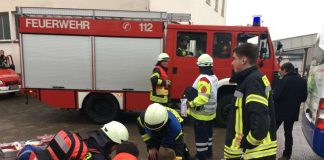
[
  {"x1": 149, "y1": 0, "x2": 226, "y2": 25},
  {"x1": 273, "y1": 34, "x2": 317, "y2": 76},
  {"x1": 0, "y1": 0, "x2": 226, "y2": 73},
  {"x1": 0, "y1": 0, "x2": 150, "y2": 11}
]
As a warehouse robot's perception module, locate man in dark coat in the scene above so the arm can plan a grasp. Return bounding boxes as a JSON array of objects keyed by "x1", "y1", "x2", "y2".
[{"x1": 274, "y1": 62, "x2": 308, "y2": 160}]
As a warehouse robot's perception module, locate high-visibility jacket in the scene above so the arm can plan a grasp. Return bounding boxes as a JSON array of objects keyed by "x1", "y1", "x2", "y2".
[
  {"x1": 224, "y1": 66, "x2": 277, "y2": 160},
  {"x1": 137, "y1": 108, "x2": 185, "y2": 160},
  {"x1": 187, "y1": 74, "x2": 218, "y2": 121},
  {"x1": 150, "y1": 65, "x2": 169, "y2": 104}
]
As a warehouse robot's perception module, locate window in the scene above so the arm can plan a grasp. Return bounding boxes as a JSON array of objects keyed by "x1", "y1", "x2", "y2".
[
  {"x1": 0, "y1": 12, "x2": 11, "y2": 40},
  {"x1": 213, "y1": 33, "x2": 231, "y2": 58},
  {"x1": 206, "y1": 0, "x2": 211, "y2": 5},
  {"x1": 176, "y1": 32, "x2": 207, "y2": 57},
  {"x1": 237, "y1": 33, "x2": 270, "y2": 59},
  {"x1": 215, "y1": 0, "x2": 219, "y2": 12},
  {"x1": 221, "y1": 0, "x2": 225, "y2": 17},
  {"x1": 14, "y1": 12, "x2": 19, "y2": 40}
]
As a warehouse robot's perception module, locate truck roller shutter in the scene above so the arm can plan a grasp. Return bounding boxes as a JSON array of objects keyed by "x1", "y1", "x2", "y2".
[
  {"x1": 22, "y1": 34, "x2": 92, "y2": 89},
  {"x1": 95, "y1": 37, "x2": 162, "y2": 91}
]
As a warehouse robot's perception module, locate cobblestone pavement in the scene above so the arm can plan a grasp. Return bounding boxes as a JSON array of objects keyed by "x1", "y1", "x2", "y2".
[{"x1": 0, "y1": 94, "x2": 322, "y2": 160}]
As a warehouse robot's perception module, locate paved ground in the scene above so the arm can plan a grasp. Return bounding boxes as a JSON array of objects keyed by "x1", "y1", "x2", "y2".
[{"x1": 0, "y1": 94, "x2": 323, "y2": 160}]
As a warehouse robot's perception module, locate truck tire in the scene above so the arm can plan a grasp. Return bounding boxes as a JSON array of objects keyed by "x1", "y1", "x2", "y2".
[
  {"x1": 84, "y1": 93, "x2": 119, "y2": 124},
  {"x1": 216, "y1": 95, "x2": 233, "y2": 128}
]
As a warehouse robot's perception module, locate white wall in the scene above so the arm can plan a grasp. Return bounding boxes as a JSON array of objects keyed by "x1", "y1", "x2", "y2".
[
  {"x1": 0, "y1": 0, "x2": 149, "y2": 11},
  {"x1": 149, "y1": 0, "x2": 226, "y2": 25},
  {"x1": 0, "y1": 0, "x2": 226, "y2": 73}
]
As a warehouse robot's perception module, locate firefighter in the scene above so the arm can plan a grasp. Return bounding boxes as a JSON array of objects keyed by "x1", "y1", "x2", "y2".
[
  {"x1": 137, "y1": 103, "x2": 187, "y2": 160},
  {"x1": 184, "y1": 54, "x2": 218, "y2": 160},
  {"x1": 177, "y1": 36, "x2": 193, "y2": 57},
  {"x1": 224, "y1": 43, "x2": 277, "y2": 160},
  {"x1": 17, "y1": 121, "x2": 129, "y2": 160},
  {"x1": 150, "y1": 53, "x2": 171, "y2": 105},
  {"x1": 86, "y1": 121, "x2": 129, "y2": 160}
]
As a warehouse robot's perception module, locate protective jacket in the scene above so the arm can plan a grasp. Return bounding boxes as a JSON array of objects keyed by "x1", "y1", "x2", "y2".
[
  {"x1": 150, "y1": 65, "x2": 169, "y2": 104},
  {"x1": 84, "y1": 134, "x2": 113, "y2": 160},
  {"x1": 224, "y1": 66, "x2": 277, "y2": 159},
  {"x1": 187, "y1": 74, "x2": 218, "y2": 121},
  {"x1": 137, "y1": 109, "x2": 185, "y2": 159},
  {"x1": 274, "y1": 72, "x2": 307, "y2": 121}
]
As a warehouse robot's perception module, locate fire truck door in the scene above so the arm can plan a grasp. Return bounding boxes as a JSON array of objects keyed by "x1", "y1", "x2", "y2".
[{"x1": 169, "y1": 32, "x2": 208, "y2": 99}]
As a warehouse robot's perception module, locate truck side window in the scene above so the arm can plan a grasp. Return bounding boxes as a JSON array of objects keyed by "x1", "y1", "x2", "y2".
[
  {"x1": 237, "y1": 33, "x2": 270, "y2": 59},
  {"x1": 177, "y1": 32, "x2": 207, "y2": 57},
  {"x1": 213, "y1": 33, "x2": 231, "y2": 58}
]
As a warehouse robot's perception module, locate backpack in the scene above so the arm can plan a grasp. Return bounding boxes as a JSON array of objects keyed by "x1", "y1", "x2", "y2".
[
  {"x1": 46, "y1": 130, "x2": 88, "y2": 160},
  {"x1": 16, "y1": 145, "x2": 42, "y2": 160},
  {"x1": 17, "y1": 130, "x2": 88, "y2": 160}
]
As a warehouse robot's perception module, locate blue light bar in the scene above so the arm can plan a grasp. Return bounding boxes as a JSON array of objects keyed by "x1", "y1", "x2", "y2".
[{"x1": 253, "y1": 15, "x2": 261, "y2": 26}]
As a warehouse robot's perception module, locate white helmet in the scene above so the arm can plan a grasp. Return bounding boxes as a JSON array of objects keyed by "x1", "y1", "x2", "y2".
[
  {"x1": 157, "y1": 53, "x2": 170, "y2": 61},
  {"x1": 197, "y1": 54, "x2": 213, "y2": 67},
  {"x1": 101, "y1": 121, "x2": 129, "y2": 144},
  {"x1": 144, "y1": 103, "x2": 168, "y2": 130}
]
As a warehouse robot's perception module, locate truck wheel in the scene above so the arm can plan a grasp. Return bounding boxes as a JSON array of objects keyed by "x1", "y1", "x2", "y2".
[
  {"x1": 84, "y1": 93, "x2": 119, "y2": 124},
  {"x1": 216, "y1": 95, "x2": 233, "y2": 128}
]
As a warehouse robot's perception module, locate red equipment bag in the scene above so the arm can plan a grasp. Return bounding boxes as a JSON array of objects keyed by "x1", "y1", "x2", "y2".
[{"x1": 45, "y1": 130, "x2": 88, "y2": 160}]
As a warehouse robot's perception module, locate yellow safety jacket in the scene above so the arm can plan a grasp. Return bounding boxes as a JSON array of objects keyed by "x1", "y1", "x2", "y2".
[
  {"x1": 224, "y1": 66, "x2": 277, "y2": 160},
  {"x1": 188, "y1": 74, "x2": 218, "y2": 121},
  {"x1": 150, "y1": 65, "x2": 169, "y2": 104}
]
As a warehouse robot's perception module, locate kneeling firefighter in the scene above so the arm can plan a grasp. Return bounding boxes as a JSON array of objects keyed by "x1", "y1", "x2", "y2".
[{"x1": 137, "y1": 103, "x2": 189, "y2": 160}]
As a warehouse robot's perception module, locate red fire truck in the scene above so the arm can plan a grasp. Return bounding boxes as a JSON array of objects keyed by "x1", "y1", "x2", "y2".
[{"x1": 18, "y1": 7, "x2": 280, "y2": 125}]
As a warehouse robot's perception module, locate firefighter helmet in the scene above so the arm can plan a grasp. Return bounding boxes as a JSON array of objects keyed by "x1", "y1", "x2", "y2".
[
  {"x1": 144, "y1": 103, "x2": 168, "y2": 130},
  {"x1": 157, "y1": 53, "x2": 170, "y2": 61},
  {"x1": 197, "y1": 54, "x2": 213, "y2": 67},
  {"x1": 101, "y1": 121, "x2": 129, "y2": 144}
]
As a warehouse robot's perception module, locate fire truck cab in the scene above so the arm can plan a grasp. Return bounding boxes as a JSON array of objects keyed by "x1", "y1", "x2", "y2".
[{"x1": 18, "y1": 7, "x2": 279, "y2": 125}]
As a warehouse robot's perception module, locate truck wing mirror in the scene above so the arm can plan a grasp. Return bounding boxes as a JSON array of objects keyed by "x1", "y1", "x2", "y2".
[
  {"x1": 260, "y1": 48, "x2": 267, "y2": 57},
  {"x1": 276, "y1": 41, "x2": 283, "y2": 51}
]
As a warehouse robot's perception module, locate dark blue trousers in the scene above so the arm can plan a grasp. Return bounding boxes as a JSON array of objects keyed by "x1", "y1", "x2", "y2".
[{"x1": 194, "y1": 119, "x2": 213, "y2": 160}]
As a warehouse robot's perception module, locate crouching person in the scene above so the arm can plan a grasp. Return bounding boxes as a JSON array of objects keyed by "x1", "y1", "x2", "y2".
[
  {"x1": 86, "y1": 121, "x2": 129, "y2": 160},
  {"x1": 113, "y1": 141, "x2": 139, "y2": 160},
  {"x1": 137, "y1": 103, "x2": 187, "y2": 160},
  {"x1": 17, "y1": 121, "x2": 129, "y2": 160}
]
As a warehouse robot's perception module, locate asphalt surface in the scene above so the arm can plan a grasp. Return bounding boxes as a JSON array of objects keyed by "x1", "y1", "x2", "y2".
[{"x1": 0, "y1": 94, "x2": 323, "y2": 160}]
